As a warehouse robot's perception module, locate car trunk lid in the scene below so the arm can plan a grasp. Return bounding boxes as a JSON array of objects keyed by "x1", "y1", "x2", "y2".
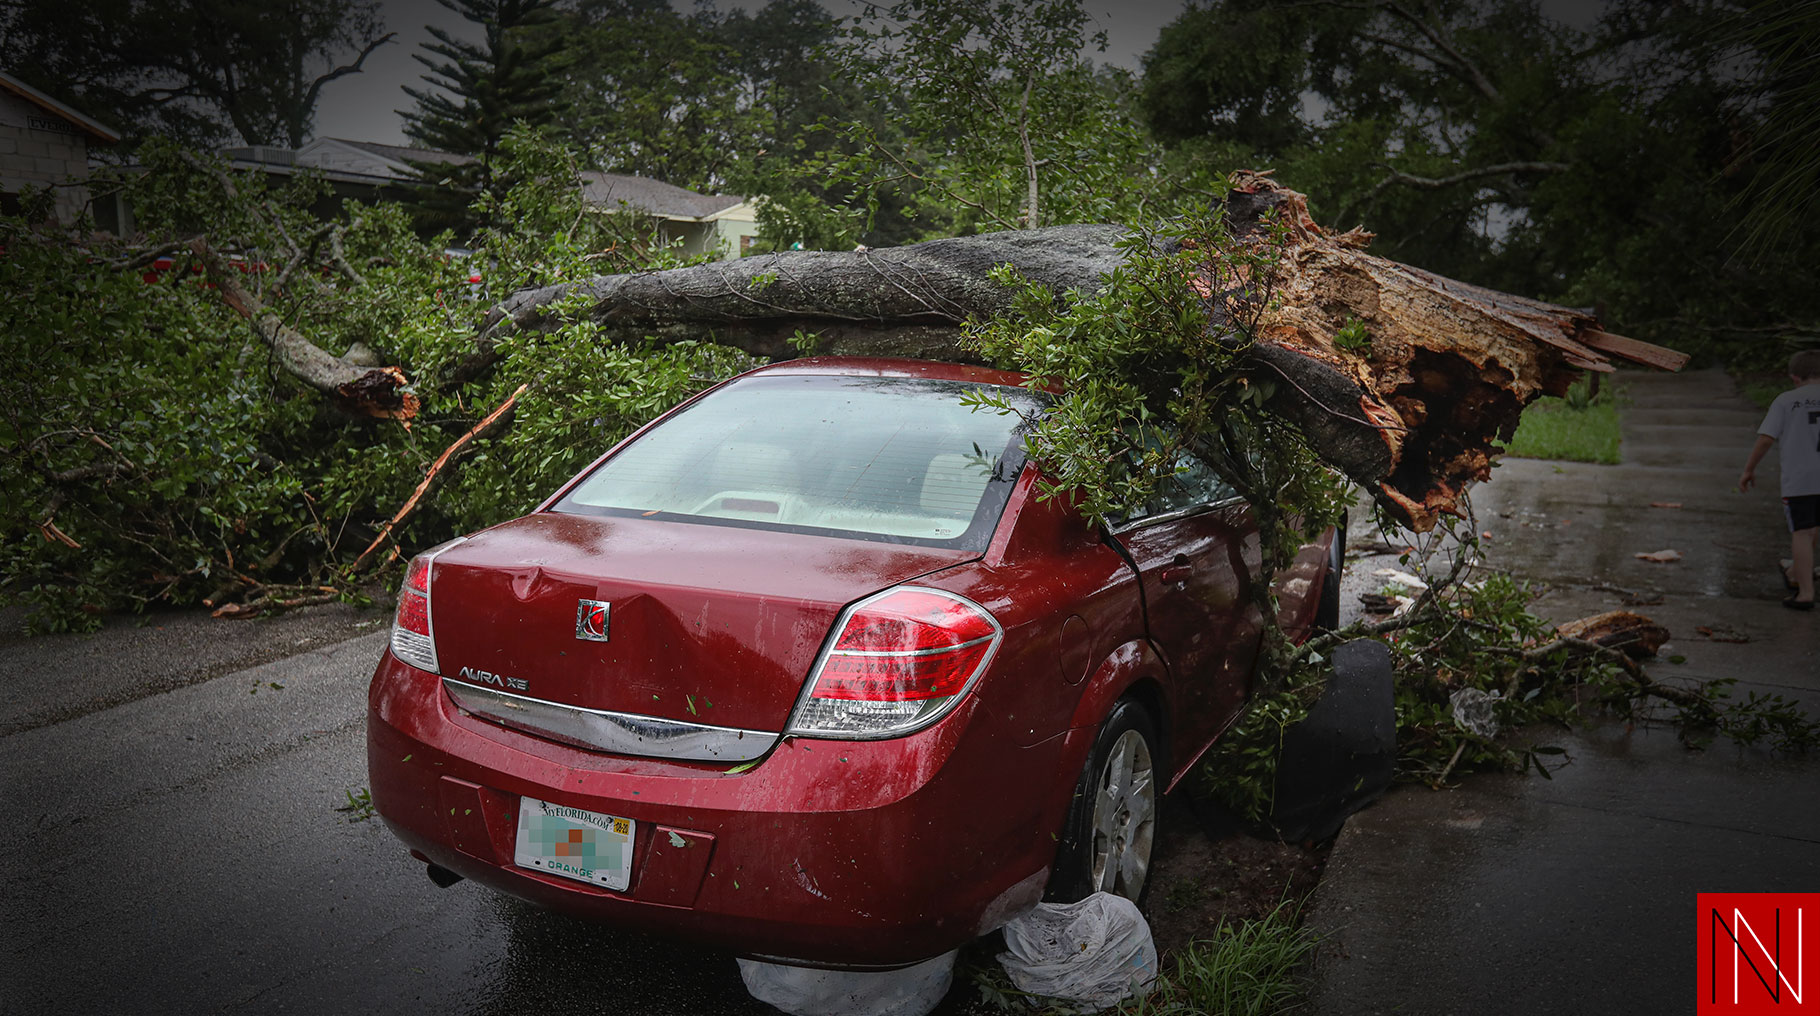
[{"x1": 427, "y1": 512, "x2": 978, "y2": 745}]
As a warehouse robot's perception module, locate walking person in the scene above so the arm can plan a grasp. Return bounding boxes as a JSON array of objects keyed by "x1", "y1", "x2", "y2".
[{"x1": 1739, "y1": 350, "x2": 1820, "y2": 610}]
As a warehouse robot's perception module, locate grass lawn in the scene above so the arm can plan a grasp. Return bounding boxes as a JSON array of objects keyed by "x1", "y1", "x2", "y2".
[{"x1": 1503, "y1": 395, "x2": 1622, "y2": 464}]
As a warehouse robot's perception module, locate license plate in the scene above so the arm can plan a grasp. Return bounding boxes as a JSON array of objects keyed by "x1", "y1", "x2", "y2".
[{"x1": 514, "y1": 796, "x2": 635, "y2": 891}]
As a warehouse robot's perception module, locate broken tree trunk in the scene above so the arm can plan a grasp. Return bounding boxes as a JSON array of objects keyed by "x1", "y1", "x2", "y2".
[{"x1": 463, "y1": 174, "x2": 1685, "y2": 531}]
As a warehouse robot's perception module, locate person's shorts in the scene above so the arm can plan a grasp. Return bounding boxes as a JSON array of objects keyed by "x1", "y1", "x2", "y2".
[{"x1": 1786, "y1": 494, "x2": 1820, "y2": 532}]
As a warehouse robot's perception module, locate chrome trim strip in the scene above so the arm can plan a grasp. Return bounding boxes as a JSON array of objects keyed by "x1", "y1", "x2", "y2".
[
  {"x1": 827, "y1": 634, "x2": 996, "y2": 658},
  {"x1": 442, "y1": 679, "x2": 779, "y2": 762}
]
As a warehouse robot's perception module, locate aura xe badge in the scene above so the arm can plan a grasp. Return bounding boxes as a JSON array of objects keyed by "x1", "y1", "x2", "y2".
[{"x1": 576, "y1": 599, "x2": 611, "y2": 642}]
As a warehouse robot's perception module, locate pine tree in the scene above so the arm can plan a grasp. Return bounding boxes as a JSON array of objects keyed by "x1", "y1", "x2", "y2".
[{"x1": 399, "y1": 0, "x2": 565, "y2": 232}]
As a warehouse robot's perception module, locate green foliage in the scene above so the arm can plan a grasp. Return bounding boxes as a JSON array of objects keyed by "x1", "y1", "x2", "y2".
[
  {"x1": 401, "y1": 0, "x2": 567, "y2": 232},
  {"x1": 1735, "y1": 373, "x2": 1787, "y2": 410},
  {"x1": 968, "y1": 208, "x2": 1336, "y2": 530},
  {"x1": 1725, "y1": 0, "x2": 1820, "y2": 257},
  {"x1": 557, "y1": 0, "x2": 755, "y2": 193},
  {"x1": 1331, "y1": 317, "x2": 1371, "y2": 353},
  {"x1": 335, "y1": 787, "x2": 376, "y2": 822},
  {"x1": 0, "y1": 130, "x2": 739, "y2": 631},
  {"x1": 967, "y1": 206, "x2": 1351, "y2": 680},
  {"x1": 969, "y1": 899, "x2": 1315, "y2": 1015},
  {"x1": 762, "y1": 0, "x2": 1163, "y2": 246}
]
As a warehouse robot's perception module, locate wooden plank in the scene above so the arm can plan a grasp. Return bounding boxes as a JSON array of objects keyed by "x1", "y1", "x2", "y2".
[{"x1": 1576, "y1": 330, "x2": 1690, "y2": 372}]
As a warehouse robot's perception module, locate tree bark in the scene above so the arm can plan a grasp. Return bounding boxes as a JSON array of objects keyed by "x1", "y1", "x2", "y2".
[{"x1": 462, "y1": 174, "x2": 1684, "y2": 531}]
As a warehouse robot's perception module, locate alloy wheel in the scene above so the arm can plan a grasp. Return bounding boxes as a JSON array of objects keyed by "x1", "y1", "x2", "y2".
[{"x1": 1088, "y1": 727, "x2": 1156, "y2": 900}]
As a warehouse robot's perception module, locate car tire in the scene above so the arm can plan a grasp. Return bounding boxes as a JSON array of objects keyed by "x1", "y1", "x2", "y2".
[
  {"x1": 1315, "y1": 514, "x2": 1347, "y2": 633},
  {"x1": 1045, "y1": 698, "x2": 1160, "y2": 905}
]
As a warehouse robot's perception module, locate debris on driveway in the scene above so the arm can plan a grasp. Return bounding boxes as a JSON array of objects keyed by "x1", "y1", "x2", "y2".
[
  {"x1": 1450, "y1": 688, "x2": 1504, "y2": 738},
  {"x1": 1633, "y1": 549, "x2": 1683, "y2": 563},
  {"x1": 1694, "y1": 625, "x2": 1750, "y2": 644},
  {"x1": 1555, "y1": 611, "x2": 1671, "y2": 657},
  {"x1": 1372, "y1": 568, "x2": 1429, "y2": 590}
]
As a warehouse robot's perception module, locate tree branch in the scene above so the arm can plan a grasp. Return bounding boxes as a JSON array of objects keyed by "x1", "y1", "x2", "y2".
[
  {"x1": 1378, "y1": 0, "x2": 1501, "y2": 102},
  {"x1": 1018, "y1": 66, "x2": 1039, "y2": 230},
  {"x1": 347, "y1": 383, "x2": 528, "y2": 575},
  {"x1": 1342, "y1": 161, "x2": 1572, "y2": 224},
  {"x1": 299, "y1": 32, "x2": 396, "y2": 121},
  {"x1": 190, "y1": 237, "x2": 417, "y2": 420}
]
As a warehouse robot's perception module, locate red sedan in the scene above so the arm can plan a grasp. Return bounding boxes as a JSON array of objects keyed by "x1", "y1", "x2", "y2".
[{"x1": 367, "y1": 357, "x2": 1338, "y2": 969}]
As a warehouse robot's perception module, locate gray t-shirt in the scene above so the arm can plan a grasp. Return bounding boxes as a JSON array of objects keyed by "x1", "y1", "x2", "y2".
[{"x1": 1758, "y1": 384, "x2": 1820, "y2": 497}]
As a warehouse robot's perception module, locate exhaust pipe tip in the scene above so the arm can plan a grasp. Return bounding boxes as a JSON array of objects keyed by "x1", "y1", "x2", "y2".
[{"x1": 426, "y1": 862, "x2": 464, "y2": 888}]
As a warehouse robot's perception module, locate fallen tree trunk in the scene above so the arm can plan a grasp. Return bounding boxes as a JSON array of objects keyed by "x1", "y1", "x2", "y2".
[{"x1": 463, "y1": 174, "x2": 1684, "y2": 531}]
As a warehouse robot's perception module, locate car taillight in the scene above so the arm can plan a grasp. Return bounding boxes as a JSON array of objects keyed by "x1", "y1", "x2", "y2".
[
  {"x1": 787, "y1": 587, "x2": 1002, "y2": 739},
  {"x1": 390, "y1": 540, "x2": 462, "y2": 673}
]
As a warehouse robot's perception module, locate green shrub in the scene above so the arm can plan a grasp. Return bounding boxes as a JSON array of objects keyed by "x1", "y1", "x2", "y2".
[{"x1": 1, "y1": 130, "x2": 741, "y2": 630}]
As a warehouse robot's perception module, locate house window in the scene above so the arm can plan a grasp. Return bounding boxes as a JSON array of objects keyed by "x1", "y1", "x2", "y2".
[{"x1": 739, "y1": 234, "x2": 756, "y2": 255}]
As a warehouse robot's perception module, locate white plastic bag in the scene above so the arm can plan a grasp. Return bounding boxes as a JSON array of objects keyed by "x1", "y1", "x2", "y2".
[
  {"x1": 997, "y1": 893, "x2": 1158, "y2": 1012},
  {"x1": 736, "y1": 949, "x2": 957, "y2": 1016}
]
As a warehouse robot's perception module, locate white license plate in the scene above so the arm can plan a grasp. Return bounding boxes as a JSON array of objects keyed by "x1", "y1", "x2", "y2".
[{"x1": 514, "y1": 796, "x2": 635, "y2": 891}]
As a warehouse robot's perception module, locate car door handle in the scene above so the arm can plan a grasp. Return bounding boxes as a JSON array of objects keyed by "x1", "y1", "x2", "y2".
[{"x1": 1159, "y1": 564, "x2": 1193, "y2": 584}]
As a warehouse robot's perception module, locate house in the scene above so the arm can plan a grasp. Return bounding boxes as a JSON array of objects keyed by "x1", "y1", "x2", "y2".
[
  {"x1": 224, "y1": 138, "x2": 760, "y2": 259},
  {"x1": 0, "y1": 71, "x2": 120, "y2": 224},
  {"x1": 580, "y1": 171, "x2": 760, "y2": 259}
]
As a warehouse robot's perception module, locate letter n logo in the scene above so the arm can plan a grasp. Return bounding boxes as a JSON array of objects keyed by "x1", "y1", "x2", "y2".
[{"x1": 1699, "y1": 893, "x2": 1817, "y2": 1014}]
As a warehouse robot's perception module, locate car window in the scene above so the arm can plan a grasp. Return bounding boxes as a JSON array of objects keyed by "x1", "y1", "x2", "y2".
[
  {"x1": 1117, "y1": 443, "x2": 1240, "y2": 527},
  {"x1": 553, "y1": 374, "x2": 1040, "y2": 549}
]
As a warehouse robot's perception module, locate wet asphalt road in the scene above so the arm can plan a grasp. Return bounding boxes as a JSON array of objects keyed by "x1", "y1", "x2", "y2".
[
  {"x1": 1, "y1": 602, "x2": 1055, "y2": 1015},
  {"x1": 0, "y1": 618, "x2": 779, "y2": 1015}
]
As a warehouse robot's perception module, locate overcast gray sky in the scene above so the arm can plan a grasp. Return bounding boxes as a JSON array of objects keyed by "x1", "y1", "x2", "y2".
[{"x1": 310, "y1": 0, "x2": 1190, "y2": 145}]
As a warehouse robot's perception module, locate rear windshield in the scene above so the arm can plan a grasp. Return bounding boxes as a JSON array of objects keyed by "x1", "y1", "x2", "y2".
[{"x1": 552, "y1": 374, "x2": 1041, "y2": 549}]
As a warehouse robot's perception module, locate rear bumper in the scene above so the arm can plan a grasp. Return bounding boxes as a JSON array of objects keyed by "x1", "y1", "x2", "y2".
[{"x1": 367, "y1": 650, "x2": 1079, "y2": 966}]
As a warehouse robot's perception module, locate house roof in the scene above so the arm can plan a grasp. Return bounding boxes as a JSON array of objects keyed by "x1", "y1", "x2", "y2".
[
  {"x1": 215, "y1": 138, "x2": 755, "y2": 223},
  {"x1": 222, "y1": 138, "x2": 469, "y2": 187},
  {"x1": 579, "y1": 170, "x2": 747, "y2": 221},
  {"x1": 331, "y1": 139, "x2": 473, "y2": 168},
  {"x1": 0, "y1": 71, "x2": 120, "y2": 143}
]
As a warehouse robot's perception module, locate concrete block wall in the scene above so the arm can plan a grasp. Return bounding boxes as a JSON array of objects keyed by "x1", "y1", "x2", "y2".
[{"x1": 0, "y1": 89, "x2": 94, "y2": 223}]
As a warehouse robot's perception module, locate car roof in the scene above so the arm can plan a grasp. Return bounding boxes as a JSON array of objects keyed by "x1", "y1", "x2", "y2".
[{"x1": 743, "y1": 356, "x2": 1035, "y2": 390}]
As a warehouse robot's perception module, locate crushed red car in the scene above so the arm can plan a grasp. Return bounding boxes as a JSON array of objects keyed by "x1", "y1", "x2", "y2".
[{"x1": 367, "y1": 356, "x2": 1339, "y2": 969}]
